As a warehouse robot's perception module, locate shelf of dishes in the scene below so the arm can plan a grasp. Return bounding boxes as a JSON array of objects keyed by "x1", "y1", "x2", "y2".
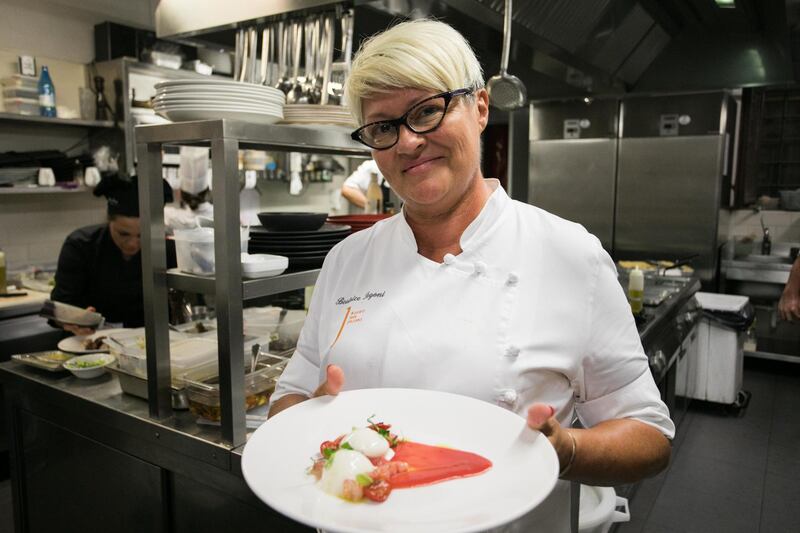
[{"x1": 166, "y1": 268, "x2": 320, "y2": 299}]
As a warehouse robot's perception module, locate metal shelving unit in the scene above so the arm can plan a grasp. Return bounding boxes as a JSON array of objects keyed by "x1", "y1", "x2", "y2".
[{"x1": 136, "y1": 118, "x2": 367, "y2": 447}]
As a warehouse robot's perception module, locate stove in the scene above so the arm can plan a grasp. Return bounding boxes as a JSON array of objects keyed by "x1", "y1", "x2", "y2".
[{"x1": 618, "y1": 272, "x2": 701, "y2": 421}]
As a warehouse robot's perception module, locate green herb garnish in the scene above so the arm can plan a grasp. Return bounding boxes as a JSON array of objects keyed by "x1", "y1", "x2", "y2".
[{"x1": 356, "y1": 473, "x2": 373, "y2": 487}]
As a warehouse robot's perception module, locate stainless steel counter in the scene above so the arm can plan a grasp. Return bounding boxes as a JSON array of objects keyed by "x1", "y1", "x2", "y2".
[{"x1": 0, "y1": 361, "x2": 311, "y2": 533}]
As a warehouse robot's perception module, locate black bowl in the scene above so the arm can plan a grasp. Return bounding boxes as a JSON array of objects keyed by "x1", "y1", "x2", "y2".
[{"x1": 256, "y1": 212, "x2": 328, "y2": 232}]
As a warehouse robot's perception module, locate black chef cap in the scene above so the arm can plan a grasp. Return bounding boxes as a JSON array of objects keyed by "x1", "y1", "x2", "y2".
[{"x1": 93, "y1": 174, "x2": 173, "y2": 218}]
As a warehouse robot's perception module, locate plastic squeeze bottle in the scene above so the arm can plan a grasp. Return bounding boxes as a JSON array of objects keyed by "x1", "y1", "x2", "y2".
[
  {"x1": 365, "y1": 173, "x2": 383, "y2": 214},
  {"x1": 628, "y1": 267, "x2": 644, "y2": 315}
]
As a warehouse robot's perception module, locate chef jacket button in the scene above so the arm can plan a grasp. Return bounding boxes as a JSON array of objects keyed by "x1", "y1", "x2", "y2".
[
  {"x1": 506, "y1": 345, "x2": 520, "y2": 358},
  {"x1": 506, "y1": 272, "x2": 519, "y2": 285},
  {"x1": 443, "y1": 253, "x2": 456, "y2": 265},
  {"x1": 499, "y1": 389, "x2": 518, "y2": 405},
  {"x1": 474, "y1": 261, "x2": 487, "y2": 275}
]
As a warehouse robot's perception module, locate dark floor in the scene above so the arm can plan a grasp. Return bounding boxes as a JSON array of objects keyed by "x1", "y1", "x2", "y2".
[
  {"x1": 617, "y1": 357, "x2": 800, "y2": 533},
  {"x1": 0, "y1": 359, "x2": 797, "y2": 533}
]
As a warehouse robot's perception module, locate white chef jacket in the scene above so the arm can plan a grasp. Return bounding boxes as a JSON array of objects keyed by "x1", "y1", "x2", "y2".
[
  {"x1": 272, "y1": 179, "x2": 674, "y2": 532},
  {"x1": 342, "y1": 159, "x2": 388, "y2": 192}
]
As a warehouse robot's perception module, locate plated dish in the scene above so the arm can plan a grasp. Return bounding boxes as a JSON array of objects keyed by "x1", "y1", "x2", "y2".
[
  {"x1": 12, "y1": 350, "x2": 73, "y2": 372},
  {"x1": 241, "y1": 388, "x2": 558, "y2": 533},
  {"x1": 57, "y1": 328, "x2": 129, "y2": 354}
]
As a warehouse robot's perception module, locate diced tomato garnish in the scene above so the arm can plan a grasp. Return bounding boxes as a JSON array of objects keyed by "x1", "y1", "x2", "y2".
[
  {"x1": 363, "y1": 479, "x2": 392, "y2": 502},
  {"x1": 319, "y1": 434, "x2": 345, "y2": 456}
]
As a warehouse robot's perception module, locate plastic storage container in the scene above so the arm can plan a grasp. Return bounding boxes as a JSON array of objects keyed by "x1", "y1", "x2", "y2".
[
  {"x1": 1, "y1": 75, "x2": 38, "y2": 90},
  {"x1": 242, "y1": 307, "x2": 306, "y2": 353},
  {"x1": 3, "y1": 86, "x2": 38, "y2": 100},
  {"x1": 185, "y1": 355, "x2": 287, "y2": 421},
  {"x1": 3, "y1": 97, "x2": 39, "y2": 115},
  {"x1": 112, "y1": 333, "x2": 219, "y2": 387},
  {"x1": 174, "y1": 227, "x2": 250, "y2": 275}
]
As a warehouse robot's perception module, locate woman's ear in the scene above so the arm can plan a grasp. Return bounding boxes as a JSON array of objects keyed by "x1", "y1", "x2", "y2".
[{"x1": 475, "y1": 88, "x2": 490, "y2": 132}]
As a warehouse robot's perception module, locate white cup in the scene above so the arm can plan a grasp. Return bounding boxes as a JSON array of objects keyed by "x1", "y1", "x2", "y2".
[
  {"x1": 84, "y1": 166, "x2": 101, "y2": 187},
  {"x1": 37, "y1": 167, "x2": 55, "y2": 186}
]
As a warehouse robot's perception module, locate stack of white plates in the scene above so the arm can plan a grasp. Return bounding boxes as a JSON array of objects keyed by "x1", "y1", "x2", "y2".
[
  {"x1": 153, "y1": 79, "x2": 285, "y2": 124},
  {"x1": 282, "y1": 104, "x2": 356, "y2": 128}
]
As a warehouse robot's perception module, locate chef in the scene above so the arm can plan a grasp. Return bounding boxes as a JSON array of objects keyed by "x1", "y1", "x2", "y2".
[
  {"x1": 269, "y1": 19, "x2": 673, "y2": 532},
  {"x1": 164, "y1": 146, "x2": 214, "y2": 231},
  {"x1": 51, "y1": 174, "x2": 174, "y2": 333},
  {"x1": 340, "y1": 158, "x2": 388, "y2": 209}
]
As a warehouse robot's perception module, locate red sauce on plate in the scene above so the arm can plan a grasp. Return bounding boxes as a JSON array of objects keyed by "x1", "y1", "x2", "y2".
[{"x1": 389, "y1": 441, "x2": 492, "y2": 489}]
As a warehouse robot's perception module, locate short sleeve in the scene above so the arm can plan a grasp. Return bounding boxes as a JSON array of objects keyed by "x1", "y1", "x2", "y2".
[{"x1": 574, "y1": 241, "x2": 675, "y2": 439}]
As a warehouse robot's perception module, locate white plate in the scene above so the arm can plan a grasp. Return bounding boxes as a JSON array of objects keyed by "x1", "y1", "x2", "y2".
[
  {"x1": 157, "y1": 108, "x2": 282, "y2": 124},
  {"x1": 241, "y1": 388, "x2": 558, "y2": 533},
  {"x1": 57, "y1": 328, "x2": 130, "y2": 354},
  {"x1": 154, "y1": 103, "x2": 283, "y2": 114},
  {"x1": 156, "y1": 86, "x2": 285, "y2": 99},
  {"x1": 155, "y1": 79, "x2": 285, "y2": 95},
  {"x1": 154, "y1": 96, "x2": 284, "y2": 107}
]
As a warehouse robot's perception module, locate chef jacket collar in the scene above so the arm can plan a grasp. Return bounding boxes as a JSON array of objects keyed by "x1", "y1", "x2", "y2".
[{"x1": 398, "y1": 178, "x2": 509, "y2": 256}]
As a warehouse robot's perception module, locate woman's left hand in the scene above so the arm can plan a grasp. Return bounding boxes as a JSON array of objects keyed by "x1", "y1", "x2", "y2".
[{"x1": 526, "y1": 403, "x2": 575, "y2": 475}]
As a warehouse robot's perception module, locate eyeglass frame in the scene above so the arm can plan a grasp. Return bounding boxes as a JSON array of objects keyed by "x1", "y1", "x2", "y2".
[{"x1": 350, "y1": 88, "x2": 475, "y2": 150}]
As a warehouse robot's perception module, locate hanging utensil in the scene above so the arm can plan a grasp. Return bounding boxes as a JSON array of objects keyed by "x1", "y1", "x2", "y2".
[
  {"x1": 234, "y1": 28, "x2": 245, "y2": 81},
  {"x1": 486, "y1": 0, "x2": 527, "y2": 110},
  {"x1": 260, "y1": 25, "x2": 270, "y2": 85},
  {"x1": 320, "y1": 14, "x2": 334, "y2": 106},
  {"x1": 287, "y1": 21, "x2": 305, "y2": 103},
  {"x1": 248, "y1": 27, "x2": 259, "y2": 83}
]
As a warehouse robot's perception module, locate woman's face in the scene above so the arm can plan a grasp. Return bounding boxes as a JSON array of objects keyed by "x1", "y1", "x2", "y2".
[
  {"x1": 109, "y1": 216, "x2": 141, "y2": 259},
  {"x1": 363, "y1": 87, "x2": 489, "y2": 217}
]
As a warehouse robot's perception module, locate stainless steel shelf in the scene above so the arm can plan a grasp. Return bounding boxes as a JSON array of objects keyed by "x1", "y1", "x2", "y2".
[
  {"x1": 135, "y1": 119, "x2": 368, "y2": 155},
  {"x1": 0, "y1": 112, "x2": 115, "y2": 128},
  {"x1": 0, "y1": 185, "x2": 89, "y2": 194},
  {"x1": 166, "y1": 268, "x2": 320, "y2": 299}
]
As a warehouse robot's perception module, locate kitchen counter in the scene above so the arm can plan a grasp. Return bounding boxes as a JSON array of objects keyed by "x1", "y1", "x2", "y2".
[
  {"x1": 0, "y1": 361, "x2": 312, "y2": 533},
  {"x1": 0, "y1": 277, "x2": 700, "y2": 532},
  {"x1": 0, "y1": 289, "x2": 48, "y2": 320}
]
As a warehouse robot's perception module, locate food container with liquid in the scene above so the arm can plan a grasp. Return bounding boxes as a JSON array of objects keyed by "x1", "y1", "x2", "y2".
[{"x1": 185, "y1": 355, "x2": 287, "y2": 421}]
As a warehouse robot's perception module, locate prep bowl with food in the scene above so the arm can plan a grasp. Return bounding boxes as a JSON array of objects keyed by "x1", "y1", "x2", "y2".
[{"x1": 63, "y1": 353, "x2": 116, "y2": 379}]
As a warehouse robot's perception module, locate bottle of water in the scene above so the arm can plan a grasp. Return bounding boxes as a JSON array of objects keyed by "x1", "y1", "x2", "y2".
[{"x1": 38, "y1": 66, "x2": 56, "y2": 117}]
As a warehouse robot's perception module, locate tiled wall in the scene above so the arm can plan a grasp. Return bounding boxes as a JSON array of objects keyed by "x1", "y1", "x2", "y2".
[
  {"x1": 726, "y1": 209, "x2": 800, "y2": 243},
  {"x1": 0, "y1": 191, "x2": 106, "y2": 270}
]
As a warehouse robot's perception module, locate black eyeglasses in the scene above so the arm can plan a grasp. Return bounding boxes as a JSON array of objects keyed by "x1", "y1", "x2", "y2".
[{"x1": 351, "y1": 88, "x2": 474, "y2": 150}]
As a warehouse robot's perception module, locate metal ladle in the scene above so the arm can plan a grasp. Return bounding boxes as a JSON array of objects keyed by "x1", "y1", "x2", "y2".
[{"x1": 486, "y1": 0, "x2": 527, "y2": 110}]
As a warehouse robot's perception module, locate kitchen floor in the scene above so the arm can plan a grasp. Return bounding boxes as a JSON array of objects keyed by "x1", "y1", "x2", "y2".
[
  {"x1": 616, "y1": 357, "x2": 800, "y2": 533},
  {"x1": 0, "y1": 359, "x2": 797, "y2": 533}
]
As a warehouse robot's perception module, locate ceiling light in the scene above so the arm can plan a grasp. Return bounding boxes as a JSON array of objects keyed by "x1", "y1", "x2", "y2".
[{"x1": 715, "y1": 0, "x2": 735, "y2": 8}]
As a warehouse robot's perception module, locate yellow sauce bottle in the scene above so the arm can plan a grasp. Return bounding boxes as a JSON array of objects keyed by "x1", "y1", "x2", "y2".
[{"x1": 628, "y1": 266, "x2": 644, "y2": 315}]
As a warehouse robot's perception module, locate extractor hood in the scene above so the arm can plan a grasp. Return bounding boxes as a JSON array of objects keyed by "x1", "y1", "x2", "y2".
[{"x1": 156, "y1": 0, "x2": 799, "y2": 98}]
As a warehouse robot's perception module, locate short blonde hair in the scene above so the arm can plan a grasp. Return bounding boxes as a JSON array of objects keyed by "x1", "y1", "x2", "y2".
[{"x1": 345, "y1": 19, "x2": 484, "y2": 125}]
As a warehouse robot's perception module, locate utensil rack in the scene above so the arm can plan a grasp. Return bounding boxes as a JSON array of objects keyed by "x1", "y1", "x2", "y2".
[{"x1": 136, "y1": 118, "x2": 367, "y2": 446}]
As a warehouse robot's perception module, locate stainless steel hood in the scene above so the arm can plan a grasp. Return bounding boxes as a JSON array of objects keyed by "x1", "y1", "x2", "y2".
[{"x1": 156, "y1": 0, "x2": 799, "y2": 97}]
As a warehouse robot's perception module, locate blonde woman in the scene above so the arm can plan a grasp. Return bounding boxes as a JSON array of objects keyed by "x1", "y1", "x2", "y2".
[{"x1": 270, "y1": 19, "x2": 673, "y2": 531}]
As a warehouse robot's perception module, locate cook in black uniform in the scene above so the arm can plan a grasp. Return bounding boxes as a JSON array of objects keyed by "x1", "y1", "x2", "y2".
[{"x1": 51, "y1": 174, "x2": 174, "y2": 334}]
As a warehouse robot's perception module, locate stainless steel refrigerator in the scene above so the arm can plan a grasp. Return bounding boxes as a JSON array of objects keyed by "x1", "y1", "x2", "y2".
[
  {"x1": 528, "y1": 98, "x2": 619, "y2": 251},
  {"x1": 528, "y1": 92, "x2": 735, "y2": 285}
]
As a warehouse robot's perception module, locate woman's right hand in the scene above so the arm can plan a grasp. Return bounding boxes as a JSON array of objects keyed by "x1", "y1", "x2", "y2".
[
  {"x1": 312, "y1": 364, "x2": 345, "y2": 398},
  {"x1": 62, "y1": 306, "x2": 97, "y2": 336}
]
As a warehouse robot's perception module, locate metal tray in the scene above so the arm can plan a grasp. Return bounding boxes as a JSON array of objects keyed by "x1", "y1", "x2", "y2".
[
  {"x1": 105, "y1": 363, "x2": 189, "y2": 410},
  {"x1": 12, "y1": 351, "x2": 73, "y2": 372}
]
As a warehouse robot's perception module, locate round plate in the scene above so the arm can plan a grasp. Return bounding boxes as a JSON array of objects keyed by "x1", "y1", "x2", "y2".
[
  {"x1": 242, "y1": 388, "x2": 558, "y2": 533},
  {"x1": 247, "y1": 242, "x2": 338, "y2": 252},
  {"x1": 57, "y1": 328, "x2": 130, "y2": 354},
  {"x1": 157, "y1": 108, "x2": 282, "y2": 124},
  {"x1": 248, "y1": 235, "x2": 346, "y2": 245},
  {"x1": 250, "y1": 223, "x2": 350, "y2": 237}
]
